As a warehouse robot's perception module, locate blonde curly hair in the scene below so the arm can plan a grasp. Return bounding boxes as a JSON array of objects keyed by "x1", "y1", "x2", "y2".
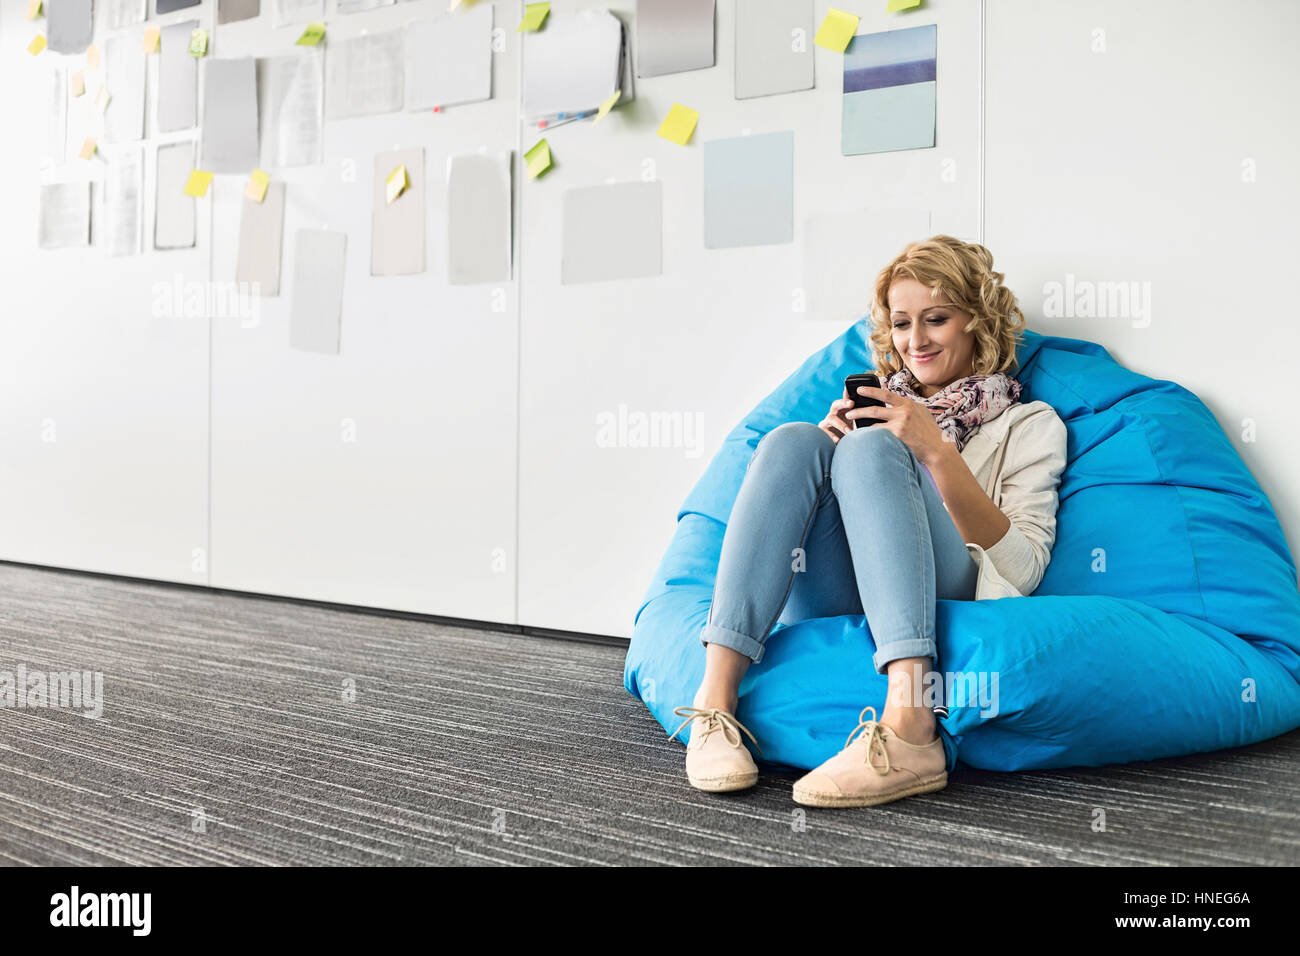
[{"x1": 868, "y1": 235, "x2": 1026, "y2": 379}]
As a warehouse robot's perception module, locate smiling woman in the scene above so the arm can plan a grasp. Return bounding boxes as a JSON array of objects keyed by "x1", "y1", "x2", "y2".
[{"x1": 670, "y1": 235, "x2": 1068, "y2": 809}]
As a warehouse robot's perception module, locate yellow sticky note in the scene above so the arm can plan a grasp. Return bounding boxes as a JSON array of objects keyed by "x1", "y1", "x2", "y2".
[
  {"x1": 25, "y1": 0, "x2": 42, "y2": 20},
  {"x1": 184, "y1": 169, "x2": 213, "y2": 198},
  {"x1": 815, "y1": 8, "x2": 860, "y2": 52},
  {"x1": 296, "y1": 22, "x2": 326, "y2": 45},
  {"x1": 245, "y1": 169, "x2": 270, "y2": 203},
  {"x1": 77, "y1": 137, "x2": 97, "y2": 160},
  {"x1": 70, "y1": 71, "x2": 85, "y2": 97},
  {"x1": 27, "y1": 34, "x2": 47, "y2": 56},
  {"x1": 594, "y1": 88, "x2": 621, "y2": 124},
  {"x1": 385, "y1": 165, "x2": 408, "y2": 204},
  {"x1": 142, "y1": 26, "x2": 160, "y2": 54},
  {"x1": 887, "y1": 0, "x2": 922, "y2": 11},
  {"x1": 86, "y1": 43, "x2": 101, "y2": 70},
  {"x1": 189, "y1": 28, "x2": 208, "y2": 56},
  {"x1": 657, "y1": 103, "x2": 699, "y2": 145},
  {"x1": 524, "y1": 139, "x2": 551, "y2": 178},
  {"x1": 94, "y1": 85, "x2": 111, "y2": 110},
  {"x1": 517, "y1": 2, "x2": 549, "y2": 31}
]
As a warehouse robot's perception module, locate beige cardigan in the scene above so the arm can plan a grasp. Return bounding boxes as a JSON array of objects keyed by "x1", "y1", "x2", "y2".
[{"x1": 947, "y1": 400, "x2": 1069, "y2": 600}]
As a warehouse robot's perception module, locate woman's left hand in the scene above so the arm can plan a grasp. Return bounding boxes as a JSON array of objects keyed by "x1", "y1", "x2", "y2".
[{"x1": 846, "y1": 385, "x2": 954, "y2": 466}]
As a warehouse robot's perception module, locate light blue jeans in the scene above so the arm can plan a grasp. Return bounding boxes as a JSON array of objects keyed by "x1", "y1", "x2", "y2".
[{"x1": 700, "y1": 421, "x2": 979, "y2": 673}]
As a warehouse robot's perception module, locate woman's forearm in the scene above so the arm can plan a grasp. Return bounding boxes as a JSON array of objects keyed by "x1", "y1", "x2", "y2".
[{"x1": 923, "y1": 441, "x2": 1011, "y2": 550}]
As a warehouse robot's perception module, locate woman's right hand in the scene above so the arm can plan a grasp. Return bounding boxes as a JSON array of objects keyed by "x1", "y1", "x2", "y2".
[{"x1": 819, "y1": 388, "x2": 857, "y2": 444}]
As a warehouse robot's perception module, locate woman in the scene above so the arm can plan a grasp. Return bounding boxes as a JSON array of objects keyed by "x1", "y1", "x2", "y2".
[{"x1": 669, "y1": 236, "x2": 1068, "y2": 808}]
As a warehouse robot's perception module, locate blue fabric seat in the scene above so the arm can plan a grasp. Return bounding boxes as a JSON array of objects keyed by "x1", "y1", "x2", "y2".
[{"x1": 624, "y1": 326, "x2": 1300, "y2": 772}]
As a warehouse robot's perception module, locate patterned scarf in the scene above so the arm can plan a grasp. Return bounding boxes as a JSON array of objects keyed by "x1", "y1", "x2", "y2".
[{"x1": 880, "y1": 367, "x2": 1023, "y2": 453}]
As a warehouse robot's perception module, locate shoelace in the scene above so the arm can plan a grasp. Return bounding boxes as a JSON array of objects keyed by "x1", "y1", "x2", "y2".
[
  {"x1": 669, "y1": 706, "x2": 763, "y2": 758},
  {"x1": 844, "y1": 706, "x2": 892, "y2": 776}
]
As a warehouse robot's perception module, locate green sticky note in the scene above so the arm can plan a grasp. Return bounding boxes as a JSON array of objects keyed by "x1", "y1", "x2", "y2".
[
  {"x1": 297, "y1": 22, "x2": 326, "y2": 46},
  {"x1": 657, "y1": 103, "x2": 699, "y2": 145},
  {"x1": 525, "y1": 139, "x2": 551, "y2": 178},
  {"x1": 517, "y1": 2, "x2": 550, "y2": 32},
  {"x1": 887, "y1": 0, "x2": 923, "y2": 11},
  {"x1": 814, "y1": 8, "x2": 859, "y2": 52},
  {"x1": 189, "y1": 28, "x2": 208, "y2": 57}
]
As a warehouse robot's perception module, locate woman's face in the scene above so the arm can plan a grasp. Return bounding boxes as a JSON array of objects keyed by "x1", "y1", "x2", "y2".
[{"x1": 887, "y1": 278, "x2": 977, "y2": 398}]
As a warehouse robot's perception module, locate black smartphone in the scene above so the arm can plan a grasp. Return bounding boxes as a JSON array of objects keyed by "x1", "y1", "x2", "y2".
[{"x1": 843, "y1": 373, "x2": 885, "y2": 429}]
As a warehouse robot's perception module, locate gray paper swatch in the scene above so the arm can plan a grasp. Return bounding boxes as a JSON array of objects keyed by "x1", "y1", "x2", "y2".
[
  {"x1": 218, "y1": 0, "x2": 260, "y2": 24},
  {"x1": 104, "y1": 35, "x2": 146, "y2": 144},
  {"x1": 201, "y1": 59, "x2": 260, "y2": 173},
  {"x1": 371, "y1": 149, "x2": 425, "y2": 277},
  {"x1": 154, "y1": 141, "x2": 196, "y2": 250},
  {"x1": 703, "y1": 130, "x2": 794, "y2": 249},
  {"x1": 447, "y1": 152, "x2": 510, "y2": 285},
  {"x1": 38, "y1": 182, "x2": 91, "y2": 250},
  {"x1": 47, "y1": 0, "x2": 93, "y2": 55},
  {"x1": 325, "y1": 30, "x2": 404, "y2": 119},
  {"x1": 156, "y1": 0, "x2": 201, "y2": 13},
  {"x1": 102, "y1": 146, "x2": 144, "y2": 257},
  {"x1": 561, "y1": 182, "x2": 662, "y2": 285},
  {"x1": 236, "y1": 182, "x2": 286, "y2": 295},
  {"x1": 290, "y1": 230, "x2": 347, "y2": 354},
  {"x1": 158, "y1": 22, "x2": 199, "y2": 133},
  {"x1": 735, "y1": 0, "x2": 814, "y2": 99},
  {"x1": 636, "y1": 0, "x2": 715, "y2": 78},
  {"x1": 405, "y1": 6, "x2": 493, "y2": 111},
  {"x1": 105, "y1": 0, "x2": 147, "y2": 30},
  {"x1": 257, "y1": 50, "x2": 324, "y2": 168}
]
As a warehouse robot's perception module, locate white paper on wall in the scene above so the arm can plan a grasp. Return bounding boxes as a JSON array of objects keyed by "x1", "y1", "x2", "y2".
[
  {"x1": 257, "y1": 49, "x2": 324, "y2": 168},
  {"x1": 104, "y1": 0, "x2": 147, "y2": 30},
  {"x1": 447, "y1": 151, "x2": 511, "y2": 285},
  {"x1": 44, "y1": 67, "x2": 67, "y2": 170},
  {"x1": 155, "y1": 141, "x2": 196, "y2": 250},
  {"x1": 371, "y1": 148, "x2": 425, "y2": 277},
  {"x1": 103, "y1": 35, "x2": 146, "y2": 145},
  {"x1": 158, "y1": 21, "x2": 199, "y2": 133},
  {"x1": 201, "y1": 58, "x2": 261, "y2": 173},
  {"x1": 636, "y1": 0, "x2": 715, "y2": 78},
  {"x1": 38, "y1": 181, "x2": 91, "y2": 250},
  {"x1": 102, "y1": 145, "x2": 144, "y2": 257},
  {"x1": 236, "y1": 182, "x2": 286, "y2": 295},
  {"x1": 561, "y1": 181, "x2": 662, "y2": 284},
  {"x1": 404, "y1": 5, "x2": 493, "y2": 111},
  {"x1": 289, "y1": 229, "x2": 348, "y2": 354},
  {"x1": 325, "y1": 30, "x2": 404, "y2": 120},
  {"x1": 271, "y1": 0, "x2": 324, "y2": 28}
]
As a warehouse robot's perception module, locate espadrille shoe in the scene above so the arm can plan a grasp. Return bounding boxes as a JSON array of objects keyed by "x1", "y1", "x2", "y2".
[
  {"x1": 792, "y1": 706, "x2": 947, "y2": 808},
  {"x1": 669, "y1": 706, "x2": 761, "y2": 793}
]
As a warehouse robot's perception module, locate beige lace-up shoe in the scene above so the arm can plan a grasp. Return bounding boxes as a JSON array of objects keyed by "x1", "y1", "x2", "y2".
[
  {"x1": 792, "y1": 706, "x2": 947, "y2": 808},
  {"x1": 669, "y1": 706, "x2": 762, "y2": 793}
]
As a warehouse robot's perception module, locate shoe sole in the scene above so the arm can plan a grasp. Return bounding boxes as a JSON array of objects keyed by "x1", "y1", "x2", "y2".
[
  {"x1": 688, "y1": 771, "x2": 759, "y2": 793},
  {"x1": 791, "y1": 772, "x2": 948, "y2": 808}
]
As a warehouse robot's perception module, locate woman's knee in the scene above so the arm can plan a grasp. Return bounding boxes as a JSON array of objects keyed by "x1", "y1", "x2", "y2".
[
  {"x1": 755, "y1": 421, "x2": 834, "y2": 460},
  {"x1": 830, "y1": 425, "x2": 910, "y2": 483}
]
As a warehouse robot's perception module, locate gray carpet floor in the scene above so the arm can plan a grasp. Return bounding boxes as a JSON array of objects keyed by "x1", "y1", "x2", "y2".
[{"x1": 0, "y1": 561, "x2": 1296, "y2": 866}]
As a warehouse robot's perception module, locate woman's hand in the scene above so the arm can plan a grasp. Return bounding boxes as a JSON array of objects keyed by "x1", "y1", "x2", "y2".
[
  {"x1": 846, "y1": 385, "x2": 955, "y2": 466},
  {"x1": 818, "y1": 387, "x2": 857, "y2": 443}
]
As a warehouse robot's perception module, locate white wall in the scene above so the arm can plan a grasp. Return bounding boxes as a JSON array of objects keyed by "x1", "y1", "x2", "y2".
[{"x1": 1, "y1": 0, "x2": 1295, "y2": 637}]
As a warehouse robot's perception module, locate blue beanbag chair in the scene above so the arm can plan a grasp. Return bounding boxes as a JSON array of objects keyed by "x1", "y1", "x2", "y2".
[{"x1": 624, "y1": 326, "x2": 1300, "y2": 772}]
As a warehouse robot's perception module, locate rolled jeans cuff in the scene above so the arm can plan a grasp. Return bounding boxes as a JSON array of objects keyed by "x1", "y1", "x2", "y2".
[
  {"x1": 700, "y1": 622, "x2": 768, "y2": 664},
  {"x1": 871, "y1": 636, "x2": 937, "y2": 675}
]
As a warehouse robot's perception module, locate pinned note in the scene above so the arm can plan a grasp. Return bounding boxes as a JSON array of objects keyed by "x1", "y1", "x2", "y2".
[
  {"x1": 594, "y1": 88, "x2": 621, "y2": 124},
  {"x1": 189, "y1": 28, "x2": 208, "y2": 56},
  {"x1": 517, "y1": 2, "x2": 549, "y2": 32},
  {"x1": 142, "y1": 26, "x2": 160, "y2": 53},
  {"x1": 657, "y1": 103, "x2": 699, "y2": 145},
  {"x1": 385, "y1": 164, "x2": 408, "y2": 204},
  {"x1": 86, "y1": 43, "x2": 100, "y2": 70},
  {"x1": 25, "y1": 0, "x2": 42, "y2": 20},
  {"x1": 94, "y1": 85, "x2": 111, "y2": 110},
  {"x1": 27, "y1": 34, "x2": 47, "y2": 56},
  {"x1": 887, "y1": 0, "x2": 923, "y2": 11},
  {"x1": 77, "y1": 136, "x2": 97, "y2": 160},
  {"x1": 815, "y1": 8, "x2": 859, "y2": 52},
  {"x1": 524, "y1": 138, "x2": 551, "y2": 178},
  {"x1": 245, "y1": 168, "x2": 270, "y2": 203},
  {"x1": 184, "y1": 169, "x2": 213, "y2": 197},
  {"x1": 296, "y1": 22, "x2": 326, "y2": 46},
  {"x1": 70, "y1": 70, "x2": 85, "y2": 97}
]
